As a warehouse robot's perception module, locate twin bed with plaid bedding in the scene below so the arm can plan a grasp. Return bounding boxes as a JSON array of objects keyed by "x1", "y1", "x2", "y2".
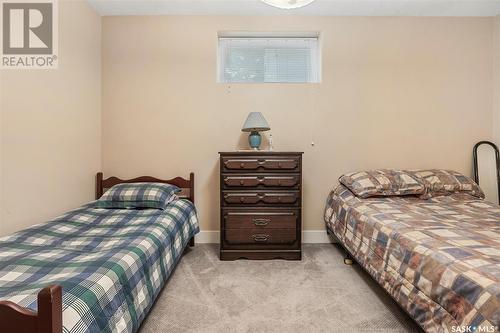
[
  {"x1": 0, "y1": 199, "x2": 199, "y2": 333},
  {"x1": 325, "y1": 185, "x2": 499, "y2": 332}
]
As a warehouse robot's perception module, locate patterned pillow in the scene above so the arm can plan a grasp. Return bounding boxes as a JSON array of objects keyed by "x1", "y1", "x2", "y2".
[
  {"x1": 96, "y1": 183, "x2": 180, "y2": 209},
  {"x1": 339, "y1": 169, "x2": 425, "y2": 198},
  {"x1": 409, "y1": 169, "x2": 485, "y2": 199}
]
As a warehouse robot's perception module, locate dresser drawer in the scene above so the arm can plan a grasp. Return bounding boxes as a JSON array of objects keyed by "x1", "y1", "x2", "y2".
[
  {"x1": 222, "y1": 191, "x2": 300, "y2": 206},
  {"x1": 223, "y1": 210, "x2": 298, "y2": 229},
  {"x1": 222, "y1": 174, "x2": 300, "y2": 189},
  {"x1": 222, "y1": 156, "x2": 299, "y2": 172},
  {"x1": 224, "y1": 229, "x2": 297, "y2": 245}
]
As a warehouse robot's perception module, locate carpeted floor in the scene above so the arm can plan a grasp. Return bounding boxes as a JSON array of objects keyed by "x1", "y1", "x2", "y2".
[{"x1": 139, "y1": 244, "x2": 422, "y2": 333}]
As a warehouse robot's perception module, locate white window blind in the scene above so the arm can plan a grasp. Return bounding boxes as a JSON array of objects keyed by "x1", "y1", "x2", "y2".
[{"x1": 218, "y1": 37, "x2": 320, "y2": 83}]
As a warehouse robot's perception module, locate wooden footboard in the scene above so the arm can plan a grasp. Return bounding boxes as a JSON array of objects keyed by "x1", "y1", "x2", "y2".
[{"x1": 0, "y1": 285, "x2": 62, "y2": 333}]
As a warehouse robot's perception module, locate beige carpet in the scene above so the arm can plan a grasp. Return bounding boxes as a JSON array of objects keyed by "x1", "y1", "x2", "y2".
[{"x1": 139, "y1": 244, "x2": 422, "y2": 333}]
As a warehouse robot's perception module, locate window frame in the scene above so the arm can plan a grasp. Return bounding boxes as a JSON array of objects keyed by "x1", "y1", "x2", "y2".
[{"x1": 217, "y1": 33, "x2": 321, "y2": 84}]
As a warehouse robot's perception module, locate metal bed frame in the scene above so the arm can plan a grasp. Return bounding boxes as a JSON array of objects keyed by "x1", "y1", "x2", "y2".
[{"x1": 473, "y1": 141, "x2": 500, "y2": 205}]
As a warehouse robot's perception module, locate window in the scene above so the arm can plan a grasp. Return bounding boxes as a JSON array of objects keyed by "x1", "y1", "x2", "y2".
[{"x1": 218, "y1": 35, "x2": 320, "y2": 83}]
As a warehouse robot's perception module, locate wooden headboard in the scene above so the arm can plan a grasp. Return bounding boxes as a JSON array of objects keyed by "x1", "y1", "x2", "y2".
[{"x1": 96, "y1": 172, "x2": 195, "y2": 203}]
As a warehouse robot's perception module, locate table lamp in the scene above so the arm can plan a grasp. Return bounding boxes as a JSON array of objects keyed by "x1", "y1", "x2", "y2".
[{"x1": 241, "y1": 112, "x2": 270, "y2": 150}]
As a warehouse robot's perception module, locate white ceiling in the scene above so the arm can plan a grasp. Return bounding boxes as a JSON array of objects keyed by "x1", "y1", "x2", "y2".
[{"x1": 87, "y1": 0, "x2": 500, "y2": 17}]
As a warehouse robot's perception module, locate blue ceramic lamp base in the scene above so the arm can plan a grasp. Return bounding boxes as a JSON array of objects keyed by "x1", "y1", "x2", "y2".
[{"x1": 248, "y1": 131, "x2": 262, "y2": 150}]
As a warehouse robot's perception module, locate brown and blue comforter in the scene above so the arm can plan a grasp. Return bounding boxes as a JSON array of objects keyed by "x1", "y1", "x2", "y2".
[{"x1": 324, "y1": 185, "x2": 499, "y2": 333}]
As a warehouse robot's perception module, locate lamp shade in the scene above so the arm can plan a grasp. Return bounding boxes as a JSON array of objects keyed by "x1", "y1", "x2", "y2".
[{"x1": 242, "y1": 112, "x2": 270, "y2": 132}]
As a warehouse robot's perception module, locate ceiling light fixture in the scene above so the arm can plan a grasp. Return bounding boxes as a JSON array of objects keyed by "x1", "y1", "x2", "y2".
[{"x1": 261, "y1": 0, "x2": 316, "y2": 9}]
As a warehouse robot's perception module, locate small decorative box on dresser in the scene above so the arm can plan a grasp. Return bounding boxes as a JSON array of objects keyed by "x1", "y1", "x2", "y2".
[{"x1": 219, "y1": 151, "x2": 303, "y2": 260}]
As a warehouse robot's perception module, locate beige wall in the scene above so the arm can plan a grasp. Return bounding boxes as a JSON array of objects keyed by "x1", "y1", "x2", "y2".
[
  {"x1": 0, "y1": 0, "x2": 101, "y2": 235},
  {"x1": 485, "y1": 14, "x2": 500, "y2": 204},
  {"x1": 481, "y1": 15, "x2": 500, "y2": 203},
  {"x1": 0, "y1": 70, "x2": 3, "y2": 235},
  {"x1": 102, "y1": 16, "x2": 493, "y2": 232},
  {"x1": 494, "y1": 15, "x2": 500, "y2": 146}
]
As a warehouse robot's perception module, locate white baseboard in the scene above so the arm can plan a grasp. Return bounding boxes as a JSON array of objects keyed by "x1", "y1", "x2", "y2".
[
  {"x1": 194, "y1": 231, "x2": 220, "y2": 244},
  {"x1": 195, "y1": 230, "x2": 331, "y2": 244},
  {"x1": 302, "y1": 230, "x2": 332, "y2": 243}
]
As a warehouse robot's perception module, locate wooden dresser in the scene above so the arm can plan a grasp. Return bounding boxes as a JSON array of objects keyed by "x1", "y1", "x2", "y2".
[{"x1": 219, "y1": 152, "x2": 303, "y2": 260}]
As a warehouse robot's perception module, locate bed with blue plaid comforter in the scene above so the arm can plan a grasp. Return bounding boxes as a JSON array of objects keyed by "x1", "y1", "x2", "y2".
[{"x1": 0, "y1": 199, "x2": 199, "y2": 333}]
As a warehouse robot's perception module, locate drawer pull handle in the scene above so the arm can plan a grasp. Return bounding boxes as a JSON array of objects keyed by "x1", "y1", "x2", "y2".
[
  {"x1": 252, "y1": 234, "x2": 270, "y2": 242},
  {"x1": 252, "y1": 218, "x2": 270, "y2": 226},
  {"x1": 240, "y1": 163, "x2": 245, "y2": 168},
  {"x1": 239, "y1": 180, "x2": 244, "y2": 185},
  {"x1": 240, "y1": 197, "x2": 245, "y2": 203}
]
